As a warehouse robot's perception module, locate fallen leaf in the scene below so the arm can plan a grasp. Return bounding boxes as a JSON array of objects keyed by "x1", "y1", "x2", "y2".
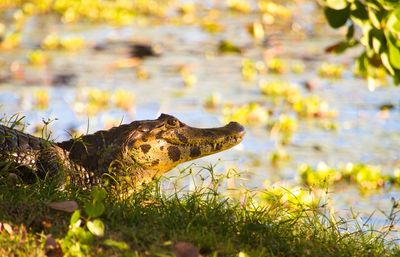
[
  {"x1": 48, "y1": 201, "x2": 78, "y2": 213},
  {"x1": 45, "y1": 234, "x2": 57, "y2": 250},
  {"x1": 2, "y1": 223, "x2": 13, "y2": 235},
  {"x1": 45, "y1": 234, "x2": 63, "y2": 257},
  {"x1": 172, "y1": 241, "x2": 199, "y2": 257}
]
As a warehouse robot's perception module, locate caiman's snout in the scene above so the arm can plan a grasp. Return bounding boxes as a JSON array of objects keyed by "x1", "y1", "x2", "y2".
[
  {"x1": 172, "y1": 119, "x2": 245, "y2": 159},
  {"x1": 226, "y1": 121, "x2": 245, "y2": 137}
]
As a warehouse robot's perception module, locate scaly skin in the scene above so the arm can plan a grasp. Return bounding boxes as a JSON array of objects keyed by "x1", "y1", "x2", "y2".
[{"x1": 0, "y1": 114, "x2": 245, "y2": 188}]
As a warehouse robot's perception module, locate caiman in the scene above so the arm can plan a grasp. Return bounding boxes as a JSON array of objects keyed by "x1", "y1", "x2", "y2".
[{"x1": 0, "y1": 114, "x2": 245, "y2": 188}]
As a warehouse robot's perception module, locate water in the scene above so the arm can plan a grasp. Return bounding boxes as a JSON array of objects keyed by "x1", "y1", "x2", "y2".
[{"x1": 1, "y1": 2, "x2": 400, "y2": 236}]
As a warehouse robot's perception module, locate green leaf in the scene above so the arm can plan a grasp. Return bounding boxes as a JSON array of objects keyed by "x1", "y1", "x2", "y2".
[
  {"x1": 87, "y1": 219, "x2": 105, "y2": 237},
  {"x1": 351, "y1": 1, "x2": 368, "y2": 22},
  {"x1": 381, "y1": 51, "x2": 395, "y2": 75},
  {"x1": 103, "y1": 239, "x2": 130, "y2": 250},
  {"x1": 325, "y1": 0, "x2": 348, "y2": 10},
  {"x1": 393, "y1": 69, "x2": 400, "y2": 85},
  {"x1": 387, "y1": 36, "x2": 400, "y2": 69},
  {"x1": 75, "y1": 227, "x2": 94, "y2": 244},
  {"x1": 325, "y1": 40, "x2": 358, "y2": 54},
  {"x1": 387, "y1": 8, "x2": 400, "y2": 35},
  {"x1": 355, "y1": 52, "x2": 368, "y2": 76},
  {"x1": 84, "y1": 201, "x2": 105, "y2": 218},
  {"x1": 91, "y1": 187, "x2": 107, "y2": 202},
  {"x1": 324, "y1": 6, "x2": 350, "y2": 28},
  {"x1": 368, "y1": 9, "x2": 382, "y2": 28},
  {"x1": 369, "y1": 28, "x2": 385, "y2": 53},
  {"x1": 378, "y1": 0, "x2": 399, "y2": 9},
  {"x1": 346, "y1": 23, "x2": 355, "y2": 39},
  {"x1": 70, "y1": 210, "x2": 81, "y2": 226},
  {"x1": 365, "y1": 0, "x2": 383, "y2": 10}
]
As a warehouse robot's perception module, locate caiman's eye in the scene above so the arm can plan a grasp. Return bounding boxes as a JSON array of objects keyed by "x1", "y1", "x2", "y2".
[{"x1": 166, "y1": 118, "x2": 180, "y2": 127}]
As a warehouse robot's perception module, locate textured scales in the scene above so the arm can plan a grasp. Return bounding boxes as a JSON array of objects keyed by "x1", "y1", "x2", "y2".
[{"x1": 0, "y1": 114, "x2": 245, "y2": 188}]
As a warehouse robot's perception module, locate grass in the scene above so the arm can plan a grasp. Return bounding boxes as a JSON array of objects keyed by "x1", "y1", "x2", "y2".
[{"x1": 0, "y1": 166, "x2": 400, "y2": 257}]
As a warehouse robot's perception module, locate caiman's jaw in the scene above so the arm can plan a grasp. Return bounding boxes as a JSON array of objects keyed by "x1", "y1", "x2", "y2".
[{"x1": 123, "y1": 114, "x2": 245, "y2": 176}]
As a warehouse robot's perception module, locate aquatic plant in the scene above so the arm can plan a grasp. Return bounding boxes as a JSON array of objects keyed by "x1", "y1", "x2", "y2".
[
  {"x1": 113, "y1": 89, "x2": 135, "y2": 111},
  {"x1": 227, "y1": 0, "x2": 251, "y2": 13},
  {"x1": 298, "y1": 162, "x2": 395, "y2": 191},
  {"x1": 0, "y1": 32, "x2": 20, "y2": 50},
  {"x1": 268, "y1": 148, "x2": 291, "y2": 166},
  {"x1": 292, "y1": 95, "x2": 337, "y2": 118},
  {"x1": 34, "y1": 89, "x2": 50, "y2": 110},
  {"x1": 27, "y1": 50, "x2": 49, "y2": 66},
  {"x1": 318, "y1": 62, "x2": 344, "y2": 79},
  {"x1": 257, "y1": 1, "x2": 292, "y2": 18},
  {"x1": 291, "y1": 61, "x2": 305, "y2": 74},
  {"x1": 203, "y1": 92, "x2": 221, "y2": 110},
  {"x1": 42, "y1": 34, "x2": 85, "y2": 51},
  {"x1": 266, "y1": 58, "x2": 287, "y2": 74},
  {"x1": 218, "y1": 40, "x2": 242, "y2": 54},
  {"x1": 241, "y1": 58, "x2": 257, "y2": 81},
  {"x1": 223, "y1": 102, "x2": 269, "y2": 125},
  {"x1": 259, "y1": 80, "x2": 300, "y2": 100},
  {"x1": 247, "y1": 21, "x2": 264, "y2": 41},
  {"x1": 135, "y1": 68, "x2": 150, "y2": 80},
  {"x1": 268, "y1": 114, "x2": 298, "y2": 145}
]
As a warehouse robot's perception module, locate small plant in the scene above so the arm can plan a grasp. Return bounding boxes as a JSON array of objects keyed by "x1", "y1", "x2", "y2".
[
  {"x1": 259, "y1": 80, "x2": 300, "y2": 100},
  {"x1": 201, "y1": 19, "x2": 224, "y2": 34},
  {"x1": 113, "y1": 89, "x2": 135, "y2": 111},
  {"x1": 223, "y1": 102, "x2": 269, "y2": 125},
  {"x1": 86, "y1": 89, "x2": 111, "y2": 115},
  {"x1": 0, "y1": 32, "x2": 21, "y2": 49},
  {"x1": 34, "y1": 89, "x2": 50, "y2": 110},
  {"x1": 298, "y1": 162, "x2": 394, "y2": 191},
  {"x1": 318, "y1": 62, "x2": 344, "y2": 79},
  {"x1": 41, "y1": 34, "x2": 85, "y2": 51},
  {"x1": 269, "y1": 114, "x2": 298, "y2": 145},
  {"x1": 269, "y1": 148, "x2": 291, "y2": 166},
  {"x1": 258, "y1": 1, "x2": 292, "y2": 18},
  {"x1": 299, "y1": 162, "x2": 341, "y2": 188},
  {"x1": 241, "y1": 58, "x2": 257, "y2": 81},
  {"x1": 266, "y1": 58, "x2": 287, "y2": 74},
  {"x1": 227, "y1": 0, "x2": 251, "y2": 13},
  {"x1": 292, "y1": 95, "x2": 337, "y2": 118},
  {"x1": 61, "y1": 187, "x2": 130, "y2": 256},
  {"x1": 218, "y1": 40, "x2": 242, "y2": 54},
  {"x1": 247, "y1": 21, "x2": 264, "y2": 41},
  {"x1": 203, "y1": 92, "x2": 220, "y2": 110},
  {"x1": 27, "y1": 50, "x2": 50, "y2": 66},
  {"x1": 291, "y1": 61, "x2": 305, "y2": 74}
]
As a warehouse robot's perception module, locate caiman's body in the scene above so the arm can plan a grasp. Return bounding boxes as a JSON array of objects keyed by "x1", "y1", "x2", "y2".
[{"x1": 0, "y1": 114, "x2": 244, "y2": 188}]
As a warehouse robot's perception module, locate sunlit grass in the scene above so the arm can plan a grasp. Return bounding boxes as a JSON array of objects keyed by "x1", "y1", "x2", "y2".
[{"x1": 0, "y1": 165, "x2": 399, "y2": 256}]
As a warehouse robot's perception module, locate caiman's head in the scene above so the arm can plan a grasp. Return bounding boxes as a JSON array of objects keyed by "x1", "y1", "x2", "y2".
[{"x1": 122, "y1": 113, "x2": 245, "y2": 176}]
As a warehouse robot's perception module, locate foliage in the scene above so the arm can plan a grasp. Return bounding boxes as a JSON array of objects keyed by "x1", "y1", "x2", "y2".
[{"x1": 322, "y1": 0, "x2": 400, "y2": 86}]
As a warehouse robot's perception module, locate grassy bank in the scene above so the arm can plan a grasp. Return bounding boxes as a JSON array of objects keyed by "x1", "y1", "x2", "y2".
[{"x1": 0, "y1": 167, "x2": 399, "y2": 257}]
